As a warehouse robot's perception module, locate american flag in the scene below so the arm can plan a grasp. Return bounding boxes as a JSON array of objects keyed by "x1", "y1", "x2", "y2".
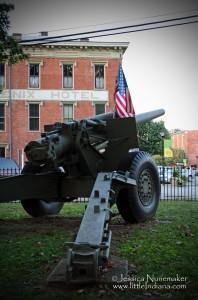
[{"x1": 115, "y1": 64, "x2": 135, "y2": 118}]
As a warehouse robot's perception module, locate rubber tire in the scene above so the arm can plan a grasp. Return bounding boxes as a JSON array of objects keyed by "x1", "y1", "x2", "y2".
[
  {"x1": 21, "y1": 199, "x2": 64, "y2": 218},
  {"x1": 116, "y1": 151, "x2": 160, "y2": 223},
  {"x1": 21, "y1": 163, "x2": 64, "y2": 217}
]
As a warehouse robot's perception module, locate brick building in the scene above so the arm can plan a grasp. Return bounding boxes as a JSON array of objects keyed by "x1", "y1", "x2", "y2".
[
  {"x1": 0, "y1": 41, "x2": 128, "y2": 166},
  {"x1": 172, "y1": 130, "x2": 198, "y2": 166}
]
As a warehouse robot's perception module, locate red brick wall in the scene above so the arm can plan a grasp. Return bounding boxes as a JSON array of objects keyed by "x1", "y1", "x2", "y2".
[
  {"x1": 41, "y1": 58, "x2": 62, "y2": 89},
  {"x1": 0, "y1": 56, "x2": 120, "y2": 165},
  {"x1": 75, "y1": 101, "x2": 94, "y2": 120},
  {"x1": 8, "y1": 57, "x2": 119, "y2": 93},
  {"x1": 186, "y1": 131, "x2": 198, "y2": 166},
  {"x1": 0, "y1": 103, "x2": 9, "y2": 153},
  {"x1": 8, "y1": 100, "x2": 62, "y2": 161},
  {"x1": 75, "y1": 59, "x2": 93, "y2": 90},
  {"x1": 9, "y1": 61, "x2": 28, "y2": 89},
  {"x1": 172, "y1": 131, "x2": 198, "y2": 166}
]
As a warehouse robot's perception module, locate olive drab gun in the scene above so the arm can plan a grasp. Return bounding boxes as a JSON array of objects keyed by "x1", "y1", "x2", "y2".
[{"x1": 0, "y1": 109, "x2": 165, "y2": 284}]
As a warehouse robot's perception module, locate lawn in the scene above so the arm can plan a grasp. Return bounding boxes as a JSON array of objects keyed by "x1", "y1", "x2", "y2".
[{"x1": 0, "y1": 201, "x2": 197, "y2": 300}]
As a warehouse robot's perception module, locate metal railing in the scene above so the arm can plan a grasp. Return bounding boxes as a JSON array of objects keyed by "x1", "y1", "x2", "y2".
[
  {"x1": 0, "y1": 168, "x2": 21, "y2": 177},
  {"x1": 0, "y1": 167, "x2": 197, "y2": 201},
  {"x1": 158, "y1": 166, "x2": 198, "y2": 201}
]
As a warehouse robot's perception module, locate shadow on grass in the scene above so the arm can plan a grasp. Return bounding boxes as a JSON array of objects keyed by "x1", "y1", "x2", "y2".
[{"x1": 0, "y1": 201, "x2": 197, "y2": 300}]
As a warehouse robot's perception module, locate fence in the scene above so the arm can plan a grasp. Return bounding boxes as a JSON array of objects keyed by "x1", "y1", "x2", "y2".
[
  {"x1": 0, "y1": 167, "x2": 198, "y2": 201},
  {"x1": 158, "y1": 166, "x2": 198, "y2": 201}
]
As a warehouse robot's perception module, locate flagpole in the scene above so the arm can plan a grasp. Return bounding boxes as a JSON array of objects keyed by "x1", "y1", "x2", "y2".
[{"x1": 113, "y1": 52, "x2": 123, "y2": 118}]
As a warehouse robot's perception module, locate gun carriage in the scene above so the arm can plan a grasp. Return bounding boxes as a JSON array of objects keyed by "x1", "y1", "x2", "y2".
[{"x1": 0, "y1": 109, "x2": 164, "y2": 283}]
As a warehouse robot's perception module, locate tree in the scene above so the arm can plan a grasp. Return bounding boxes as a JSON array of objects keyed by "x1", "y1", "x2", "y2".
[
  {"x1": 152, "y1": 154, "x2": 162, "y2": 165},
  {"x1": 137, "y1": 120, "x2": 170, "y2": 155},
  {"x1": 153, "y1": 148, "x2": 187, "y2": 166},
  {"x1": 0, "y1": 3, "x2": 27, "y2": 64},
  {"x1": 172, "y1": 148, "x2": 186, "y2": 162}
]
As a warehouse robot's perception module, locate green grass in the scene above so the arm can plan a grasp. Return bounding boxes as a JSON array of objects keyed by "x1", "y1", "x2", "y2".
[
  {"x1": 116, "y1": 201, "x2": 198, "y2": 299},
  {"x1": 0, "y1": 201, "x2": 197, "y2": 300},
  {"x1": 0, "y1": 202, "x2": 86, "y2": 219}
]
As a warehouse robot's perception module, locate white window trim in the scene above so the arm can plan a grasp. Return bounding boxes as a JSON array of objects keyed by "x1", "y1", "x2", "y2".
[
  {"x1": 0, "y1": 143, "x2": 8, "y2": 158},
  {"x1": 0, "y1": 101, "x2": 7, "y2": 132},
  {"x1": 4, "y1": 63, "x2": 7, "y2": 89},
  {"x1": 92, "y1": 61, "x2": 108, "y2": 91},
  {"x1": 62, "y1": 102, "x2": 75, "y2": 122},
  {"x1": 28, "y1": 101, "x2": 41, "y2": 132},
  {"x1": 61, "y1": 62, "x2": 75, "y2": 90},
  {"x1": 0, "y1": 63, "x2": 6, "y2": 90},
  {"x1": 94, "y1": 102, "x2": 106, "y2": 115},
  {"x1": 28, "y1": 62, "x2": 42, "y2": 89}
]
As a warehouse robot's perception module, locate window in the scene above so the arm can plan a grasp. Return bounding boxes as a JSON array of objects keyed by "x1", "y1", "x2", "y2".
[
  {"x1": 0, "y1": 146, "x2": 5, "y2": 157},
  {"x1": 0, "y1": 103, "x2": 5, "y2": 131},
  {"x1": 29, "y1": 103, "x2": 40, "y2": 131},
  {"x1": 0, "y1": 64, "x2": 5, "y2": 89},
  {"x1": 29, "y1": 63, "x2": 39, "y2": 88},
  {"x1": 63, "y1": 64, "x2": 73, "y2": 88},
  {"x1": 95, "y1": 64, "x2": 104, "y2": 89},
  {"x1": 63, "y1": 104, "x2": 73, "y2": 122},
  {"x1": 95, "y1": 103, "x2": 105, "y2": 115}
]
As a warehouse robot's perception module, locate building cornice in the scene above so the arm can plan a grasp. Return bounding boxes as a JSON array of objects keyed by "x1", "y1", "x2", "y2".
[
  {"x1": 22, "y1": 41, "x2": 129, "y2": 59},
  {"x1": 21, "y1": 40, "x2": 129, "y2": 48}
]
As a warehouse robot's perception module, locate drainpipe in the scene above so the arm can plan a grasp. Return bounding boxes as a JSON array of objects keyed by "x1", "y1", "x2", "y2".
[{"x1": 8, "y1": 62, "x2": 12, "y2": 159}]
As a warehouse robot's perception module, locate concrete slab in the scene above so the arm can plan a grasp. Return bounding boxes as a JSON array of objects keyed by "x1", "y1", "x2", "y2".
[{"x1": 47, "y1": 255, "x2": 128, "y2": 287}]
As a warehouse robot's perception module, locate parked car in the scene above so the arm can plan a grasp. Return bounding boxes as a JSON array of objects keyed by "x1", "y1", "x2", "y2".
[
  {"x1": 0, "y1": 158, "x2": 20, "y2": 177},
  {"x1": 177, "y1": 167, "x2": 196, "y2": 181},
  {"x1": 188, "y1": 167, "x2": 198, "y2": 178}
]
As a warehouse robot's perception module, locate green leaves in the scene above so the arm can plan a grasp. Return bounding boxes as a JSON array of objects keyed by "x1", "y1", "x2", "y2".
[
  {"x1": 0, "y1": 3, "x2": 28, "y2": 64},
  {"x1": 0, "y1": 3, "x2": 14, "y2": 34},
  {"x1": 137, "y1": 120, "x2": 170, "y2": 155}
]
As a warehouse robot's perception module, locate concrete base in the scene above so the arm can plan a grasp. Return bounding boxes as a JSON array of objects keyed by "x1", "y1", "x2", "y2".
[{"x1": 47, "y1": 255, "x2": 128, "y2": 287}]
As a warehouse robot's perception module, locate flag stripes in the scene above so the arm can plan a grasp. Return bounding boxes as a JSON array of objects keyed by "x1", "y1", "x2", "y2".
[{"x1": 115, "y1": 64, "x2": 135, "y2": 118}]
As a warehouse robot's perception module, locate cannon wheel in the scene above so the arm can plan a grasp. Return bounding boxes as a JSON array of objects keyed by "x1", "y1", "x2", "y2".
[
  {"x1": 115, "y1": 151, "x2": 160, "y2": 223},
  {"x1": 21, "y1": 163, "x2": 64, "y2": 217}
]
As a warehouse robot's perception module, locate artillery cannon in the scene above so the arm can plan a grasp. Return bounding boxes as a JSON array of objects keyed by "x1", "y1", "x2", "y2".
[{"x1": 0, "y1": 109, "x2": 164, "y2": 284}]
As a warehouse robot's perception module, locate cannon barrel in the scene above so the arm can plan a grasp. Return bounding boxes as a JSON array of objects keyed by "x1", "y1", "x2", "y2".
[
  {"x1": 24, "y1": 108, "x2": 165, "y2": 164},
  {"x1": 89, "y1": 109, "x2": 165, "y2": 123},
  {"x1": 135, "y1": 109, "x2": 165, "y2": 123}
]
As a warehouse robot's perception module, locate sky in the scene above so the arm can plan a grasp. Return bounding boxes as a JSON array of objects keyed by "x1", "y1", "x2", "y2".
[{"x1": 5, "y1": 0, "x2": 198, "y2": 130}]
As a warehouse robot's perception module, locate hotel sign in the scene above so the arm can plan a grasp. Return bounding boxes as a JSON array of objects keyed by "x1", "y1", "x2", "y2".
[{"x1": 0, "y1": 89, "x2": 108, "y2": 102}]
